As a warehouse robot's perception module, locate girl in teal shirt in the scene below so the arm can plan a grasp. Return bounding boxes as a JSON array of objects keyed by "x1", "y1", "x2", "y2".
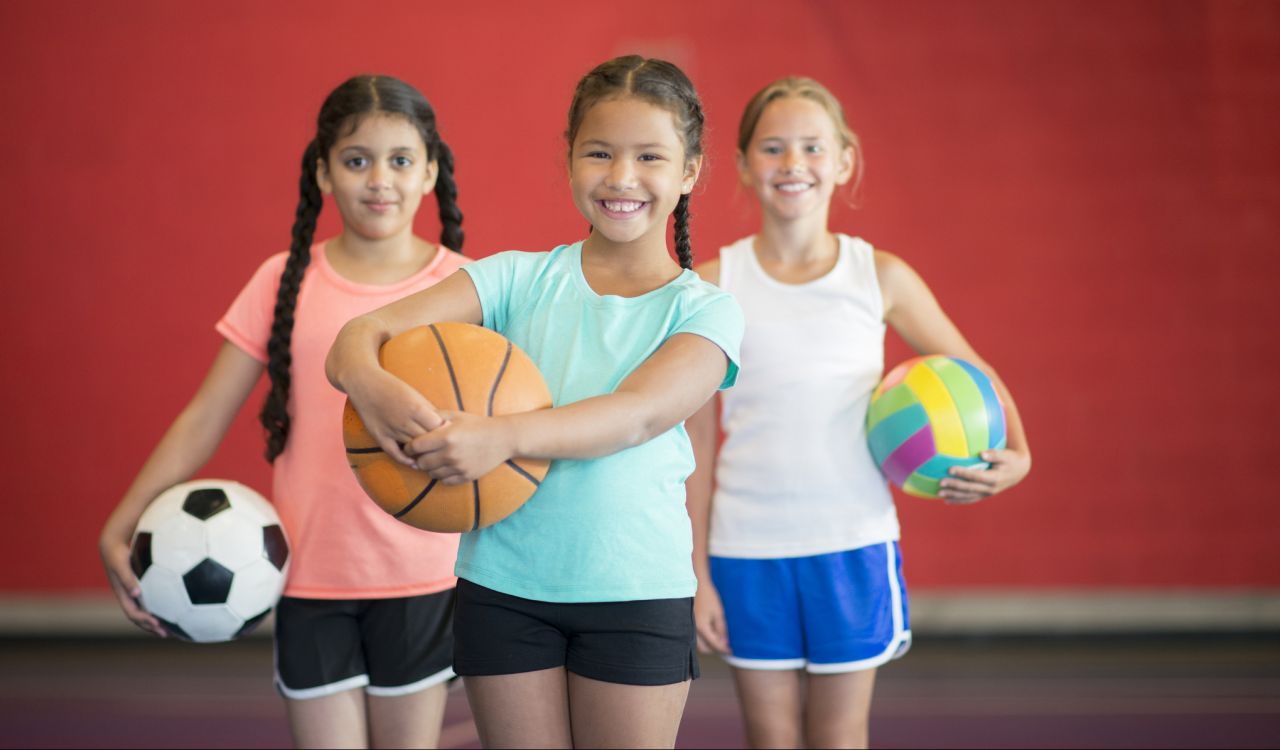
[{"x1": 327, "y1": 56, "x2": 743, "y2": 749}]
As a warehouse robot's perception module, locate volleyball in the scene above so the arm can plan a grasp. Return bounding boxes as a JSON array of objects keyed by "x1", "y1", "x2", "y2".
[
  {"x1": 866, "y1": 355, "x2": 1006, "y2": 498},
  {"x1": 343, "y1": 323, "x2": 553, "y2": 532}
]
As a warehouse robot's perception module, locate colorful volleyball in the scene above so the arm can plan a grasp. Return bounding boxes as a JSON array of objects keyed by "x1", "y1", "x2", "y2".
[{"x1": 866, "y1": 355, "x2": 1006, "y2": 498}]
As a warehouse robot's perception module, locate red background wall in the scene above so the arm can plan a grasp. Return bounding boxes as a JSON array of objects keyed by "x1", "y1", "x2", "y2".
[{"x1": 1, "y1": 1, "x2": 1277, "y2": 593}]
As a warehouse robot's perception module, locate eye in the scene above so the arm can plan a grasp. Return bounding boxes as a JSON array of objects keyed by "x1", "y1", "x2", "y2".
[
  {"x1": 392, "y1": 155, "x2": 413, "y2": 168},
  {"x1": 638, "y1": 153, "x2": 664, "y2": 162},
  {"x1": 761, "y1": 145, "x2": 783, "y2": 156},
  {"x1": 584, "y1": 151, "x2": 610, "y2": 160},
  {"x1": 805, "y1": 144, "x2": 824, "y2": 154},
  {"x1": 345, "y1": 156, "x2": 369, "y2": 169}
]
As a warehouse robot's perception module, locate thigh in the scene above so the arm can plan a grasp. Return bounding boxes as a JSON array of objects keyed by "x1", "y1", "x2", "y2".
[
  {"x1": 464, "y1": 668, "x2": 572, "y2": 749},
  {"x1": 805, "y1": 669, "x2": 877, "y2": 749},
  {"x1": 710, "y1": 556, "x2": 805, "y2": 669},
  {"x1": 567, "y1": 672, "x2": 690, "y2": 749},
  {"x1": 360, "y1": 588, "x2": 456, "y2": 694},
  {"x1": 730, "y1": 667, "x2": 805, "y2": 750},
  {"x1": 284, "y1": 687, "x2": 368, "y2": 749},
  {"x1": 798, "y1": 542, "x2": 911, "y2": 672},
  {"x1": 366, "y1": 682, "x2": 448, "y2": 750},
  {"x1": 453, "y1": 579, "x2": 569, "y2": 677},
  {"x1": 274, "y1": 596, "x2": 369, "y2": 699}
]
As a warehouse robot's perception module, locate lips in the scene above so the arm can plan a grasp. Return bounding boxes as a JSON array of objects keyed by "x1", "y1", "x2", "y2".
[{"x1": 596, "y1": 199, "x2": 647, "y2": 218}]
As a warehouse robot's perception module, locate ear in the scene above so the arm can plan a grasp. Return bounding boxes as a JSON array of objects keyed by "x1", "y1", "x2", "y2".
[
  {"x1": 681, "y1": 154, "x2": 704, "y2": 195},
  {"x1": 422, "y1": 159, "x2": 439, "y2": 196},
  {"x1": 835, "y1": 144, "x2": 856, "y2": 186},
  {"x1": 735, "y1": 149, "x2": 752, "y2": 188},
  {"x1": 315, "y1": 158, "x2": 333, "y2": 195}
]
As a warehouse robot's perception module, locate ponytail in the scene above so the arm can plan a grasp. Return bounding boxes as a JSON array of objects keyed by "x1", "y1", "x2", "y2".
[
  {"x1": 673, "y1": 194, "x2": 693, "y2": 270},
  {"x1": 433, "y1": 140, "x2": 464, "y2": 252},
  {"x1": 259, "y1": 140, "x2": 322, "y2": 463}
]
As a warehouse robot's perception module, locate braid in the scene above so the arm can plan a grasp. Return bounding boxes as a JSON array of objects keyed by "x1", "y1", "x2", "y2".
[
  {"x1": 259, "y1": 140, "x2": 322, "y2": 463},
  {"x1": 673, "y1": 193, "x2": 693, "y2": 270},
  {"x1": 433, "y1": 140, "x2": 464, "y2": 253}
]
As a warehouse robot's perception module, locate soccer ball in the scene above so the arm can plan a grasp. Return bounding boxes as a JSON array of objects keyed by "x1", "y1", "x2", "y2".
[{"x1": 130, "y1": 479, "x2": 290, "y2": 642}]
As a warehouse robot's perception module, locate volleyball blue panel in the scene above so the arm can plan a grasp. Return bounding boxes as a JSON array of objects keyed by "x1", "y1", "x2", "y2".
[
  {"x1": 953, "y1": 358, "x2": 1005, "y2": 450},
  {"x1": 914, "y1": 453, "x2": 991, "y2": 481},
  {"x1": 866, "y1": 403, "x2": 929, "y2": 466}
]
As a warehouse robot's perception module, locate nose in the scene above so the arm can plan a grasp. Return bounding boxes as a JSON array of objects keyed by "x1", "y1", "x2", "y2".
[
  {"x1": 782, "y1": 147, "x2": 805, "y2": 174},
  {"x1": 606, "y1": 158, "x2": 637, "y2": 191},
  {"x1": 367, "y1": 162, "x2": 390, "y2": 190}
]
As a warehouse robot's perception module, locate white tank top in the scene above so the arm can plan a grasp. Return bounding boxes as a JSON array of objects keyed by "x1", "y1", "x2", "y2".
[{"x1": 709, "y1": 234, "x2": 900, "y2": 558}]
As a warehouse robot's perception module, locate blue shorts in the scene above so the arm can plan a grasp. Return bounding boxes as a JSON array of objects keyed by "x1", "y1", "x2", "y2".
[{"x1": 710, "y1": 542, "x2": 911, "y2": 673}]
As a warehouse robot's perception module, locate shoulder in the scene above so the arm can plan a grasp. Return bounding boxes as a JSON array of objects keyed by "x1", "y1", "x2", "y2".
[
  {"x1": 873, "y1": 248, "x2": 934, "y2": 314},
  {"x1": 695, "y1": 235, "x2": 754, "y2": 288}
]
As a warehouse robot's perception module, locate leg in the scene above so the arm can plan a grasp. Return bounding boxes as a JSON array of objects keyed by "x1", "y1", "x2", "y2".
[
  {"x1": 366, "y1": 682, "x2": 448, "y2": 749},
  {"x1": 285, "y1": 689, "x2": 368, "y2": 749},
  {"x1": 731, "y1": 667, "x2": 805, "y2": 749},
  {"x1": 464, "y1": 668, "x2": 573, "y2": 749},
  {"x1": 566, "y1": 673, "x2": 691, "y2": 749},
  {"x1": 805, "y1": 668, "x2": 877, "y2": 749}
]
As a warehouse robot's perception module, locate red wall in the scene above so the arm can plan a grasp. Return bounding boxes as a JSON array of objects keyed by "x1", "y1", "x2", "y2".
[{"x1": 1, "y1": 1, "x2": 1277, "y2": 592}]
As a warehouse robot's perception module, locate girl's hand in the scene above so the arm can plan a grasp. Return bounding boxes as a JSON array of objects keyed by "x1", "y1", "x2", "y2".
[
  {"x1": 347, "y1": 370, "x2": 446, "y2": 466},
  {"x1": 406, "y1": 411, "x2": 515, "y2": 485},
  {"x1": 939, "y1": 448, "x2": 1031, "y2": 504},
  {"x1": 693, "y1": 581, "x2": 730, "y2": 654},
  {"x1": 98, "y1": 534, "x2": 167, "y2": 637}
]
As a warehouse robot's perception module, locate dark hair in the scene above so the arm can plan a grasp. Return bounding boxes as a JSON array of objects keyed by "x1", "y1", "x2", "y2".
[
  {"x1": 564, "y1": 56, "x2": 704, "y2": 270},
  {"x1": 260, "y1": 75, "x2": 463, "y2": 463}
]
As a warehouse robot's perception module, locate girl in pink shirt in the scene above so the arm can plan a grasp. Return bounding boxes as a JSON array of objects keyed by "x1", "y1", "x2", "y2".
[{"x1": 99, "y1": 75, "x2": 467, "y2": 749}]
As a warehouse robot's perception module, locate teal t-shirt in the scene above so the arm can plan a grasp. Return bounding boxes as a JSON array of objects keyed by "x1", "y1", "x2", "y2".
[{"x1": 457, "y1": 242, "x2": 744, "y2": 602}]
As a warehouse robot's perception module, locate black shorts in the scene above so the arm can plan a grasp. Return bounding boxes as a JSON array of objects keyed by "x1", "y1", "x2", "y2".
[
  {"x1": 273, "y1": 588, "x2": 455, "y2": 699},
  {"x1": 453, "y1": 578, "x2": 699, "y2": 686}
]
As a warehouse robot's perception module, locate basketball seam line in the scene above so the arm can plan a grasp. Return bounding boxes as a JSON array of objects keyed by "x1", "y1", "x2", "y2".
[
  {"x1": 471, "y1": 481, "x2": 480, "y2": 532},
  {"x1": 395, "y1": 479, "x2": 438, "y2": 518},
  {"x1": 429, "y1": 324, "x2": 465, "y2": 411},
  {"x1": 486, "y1": 342, "x2": 513, "y2": 417},
  {"x1": 504, "y1": 459, "x2": 541, "y2": 487},
  {"x1": 346, "y1": 446, "x2": 382, "y2": 454}
]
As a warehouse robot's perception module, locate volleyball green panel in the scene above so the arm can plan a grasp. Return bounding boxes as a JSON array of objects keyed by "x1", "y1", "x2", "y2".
[
  {"x1": 866, "y1": 403, "x2": 929, "y2": 465},
  {"x1": 925, "y1": 357, "x2": 988, "y2": 454},
  {"x1": 903, "y1": 472, "x2": 941, "y2": 498},
  {"x1": 866, "y1": 383, "x2": 920, "y2": 432}
]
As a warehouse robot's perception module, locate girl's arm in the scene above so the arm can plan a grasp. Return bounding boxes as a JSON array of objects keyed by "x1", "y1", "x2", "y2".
[
  {"x1": 877, "y1": 250, "x2": 1031, "y2": 503},
  {"x1": 684, "y1": 258, "x2": 729, "y2": 653},
  {"x1": 407, "y1": 331, "x2": 733, "y2": 484},
  {"x1": 325, "y1": 270, "x2": 484, "y2": 466},
  {"x1": 99, "y1": 342, "x2": 265, "y2": 635}
]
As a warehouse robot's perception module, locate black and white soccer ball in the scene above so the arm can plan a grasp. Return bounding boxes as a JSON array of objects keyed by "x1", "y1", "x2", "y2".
[{"x1": 130, "y1": 479, "x2": 290, "y2": 642}]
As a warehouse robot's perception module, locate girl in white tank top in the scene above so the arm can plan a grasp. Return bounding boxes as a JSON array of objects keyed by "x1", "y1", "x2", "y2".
[{"x1": 686, "y1": 78, "x2": 1033, "y2": 748}]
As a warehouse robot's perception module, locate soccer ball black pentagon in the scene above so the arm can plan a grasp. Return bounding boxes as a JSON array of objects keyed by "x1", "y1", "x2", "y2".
[{"x1": 130, "y1": 480, "x2": 290, "y2": 642}]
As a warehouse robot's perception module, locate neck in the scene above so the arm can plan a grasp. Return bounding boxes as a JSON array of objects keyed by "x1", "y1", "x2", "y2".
[
  {"x1": 331, "y1": 225, "x2": 422, "y2": 264},
  {"x1": 756, "y1": 208, "x2": 834, "y2": 264},
  {"x1": 581, "y1": 227, "x2": 680, "y2": 277}
]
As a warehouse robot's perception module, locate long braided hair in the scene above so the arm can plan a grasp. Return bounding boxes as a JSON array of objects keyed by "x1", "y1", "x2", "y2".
[
  {"x1": 260, "y1": 75, "x2": 463, "y2": 463},
  {"x1": 564, "y1": 56, "x2": 705, "y2": 270}
]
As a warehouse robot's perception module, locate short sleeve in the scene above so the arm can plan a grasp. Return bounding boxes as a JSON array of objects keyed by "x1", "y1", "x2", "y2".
[
  {"x1": 461, "y1": 251, "x2": 530, "y2": 335},
  {"x1": 676, "y1": 292, "x2": 745, "y2": 390},
  {"x1": 215, "y1": 253, "x2": 288, "y2": 363}
]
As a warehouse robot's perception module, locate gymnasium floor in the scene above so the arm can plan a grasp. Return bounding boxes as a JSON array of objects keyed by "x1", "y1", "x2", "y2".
[{"x1": 2, "y1": 634, "x2": 1278, "y2": 748}]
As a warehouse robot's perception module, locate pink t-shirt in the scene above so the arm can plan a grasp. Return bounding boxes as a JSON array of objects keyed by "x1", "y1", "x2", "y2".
[{"x1": 217, "y1": 241, "x2": 469, "y2": 598}]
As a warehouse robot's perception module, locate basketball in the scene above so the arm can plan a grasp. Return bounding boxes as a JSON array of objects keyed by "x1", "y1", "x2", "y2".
[
  {"x1": 866, "y1": 355, "x2": 1006, "y2": 498},
  {"x1": 342, "y1": 322, "x2": 553, "y2": 532}
]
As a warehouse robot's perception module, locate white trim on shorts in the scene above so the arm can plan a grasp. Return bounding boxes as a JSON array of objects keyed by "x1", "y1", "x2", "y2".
[
  {"x1": 275, "y1": 673, "x2": 370, "y2": 700},
  {"x1": 723, "y1": 655, "x2": 807, "y2": 670},
  {"x1": 365, "y1": 666, "x2": 456, "y2": 697}
]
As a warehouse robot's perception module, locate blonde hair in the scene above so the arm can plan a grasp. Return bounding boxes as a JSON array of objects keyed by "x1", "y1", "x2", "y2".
[{"x1": 737, "y1": 77, "x2": 864, "y2": 196}]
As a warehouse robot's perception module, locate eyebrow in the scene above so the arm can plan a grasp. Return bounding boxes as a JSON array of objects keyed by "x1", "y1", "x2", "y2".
[
  {"x1": 757, "y1": 136, "x2": 825, "y2": 142},
  {"x1": 579, "y1": 139, "x2": 673, "y2": 150},
  {"x1": 338, "y1": 145, "x2": 420, "y2": 153}
]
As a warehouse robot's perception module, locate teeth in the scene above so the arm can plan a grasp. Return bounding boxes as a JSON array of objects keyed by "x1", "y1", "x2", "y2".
[
  {"x1": 777, "y1": 183, "x2": 812, "y2": 193},
  {"x1": 603, "y1": 200, "x2": 643, "y2": 212}
]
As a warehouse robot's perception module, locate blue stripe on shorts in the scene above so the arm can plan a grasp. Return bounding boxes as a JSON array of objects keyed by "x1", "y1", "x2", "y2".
[{"x1": 709, "y1": 542, "x2": 911, "y2": 672}]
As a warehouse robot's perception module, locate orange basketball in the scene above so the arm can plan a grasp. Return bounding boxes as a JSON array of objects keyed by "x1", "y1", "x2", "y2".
[{"x1": 342, "y1": 323, "x2": 553, "y2": 533}]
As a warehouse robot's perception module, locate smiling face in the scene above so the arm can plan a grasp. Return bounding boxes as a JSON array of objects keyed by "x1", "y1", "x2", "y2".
[
  {"x1": 570, "y1": 96, "x2": 702, "y2": 249},
  {"x1": 738, "y1": 95, "x2": 855, "y2": 223},
  {"x1": 316, "y1": 112, "x2": 437, "y2": 242}
]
